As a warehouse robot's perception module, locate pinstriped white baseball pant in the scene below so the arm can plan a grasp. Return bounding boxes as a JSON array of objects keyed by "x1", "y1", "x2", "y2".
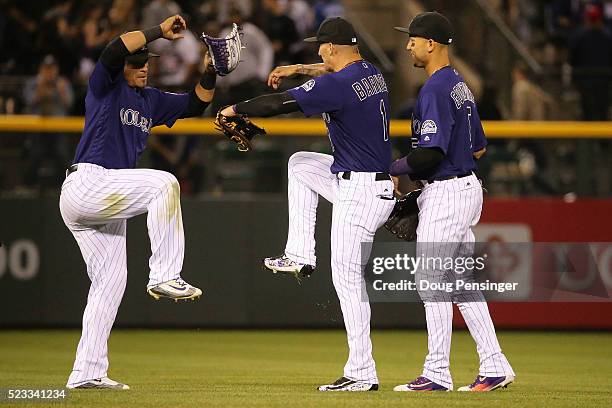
[
  {"x1": 415, "y1": 174, "x2": 514, "y2": 389},
  {"x1": 285, "y1": 152, "x2": 396, "y2": 384},
  {"x1": 59, "y1": 163, "x2": 184, "y2": 386}
]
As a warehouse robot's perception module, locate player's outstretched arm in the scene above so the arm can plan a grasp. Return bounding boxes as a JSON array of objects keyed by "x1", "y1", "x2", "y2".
[
  {"x1": 267, "y1": 63, "x2": 331, "y2": 89},
  {"x1": 219, "y1": 92, "x2": 300, "y2": 118},
  {"x1": 121, "y1": 15, "x2": 186, "y2": 53},
  {"x1": 99, "y1": 15, "x2": 186, "y2": 72}
]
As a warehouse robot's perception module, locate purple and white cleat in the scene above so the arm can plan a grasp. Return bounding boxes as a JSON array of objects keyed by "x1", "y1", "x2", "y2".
[
  {"x1": 457, "y1": 375, "x2": 515, "y2": 392},
  {"x1": 147, "y1": 278, "x2": 202, "y2": 302},
  {"x1": 262, "y1": 254, "x2": 314, "y2": 282},
  {"x1": 393, "y1": 376, "x2": 449, "y2": 392}
]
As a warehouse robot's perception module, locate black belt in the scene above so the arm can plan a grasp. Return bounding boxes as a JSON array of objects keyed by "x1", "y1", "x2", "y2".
[
  {"x1": 427, "y1": 172, "x2": 473, "y2": 184},
  {"x1": 341, "y1": 171, "x2": 390, "y2": 181},
  {"x1": 66, "y1": 164, "x2": 78, "y2": 177}
]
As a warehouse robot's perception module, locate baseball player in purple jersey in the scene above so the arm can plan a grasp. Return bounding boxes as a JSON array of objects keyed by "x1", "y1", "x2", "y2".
[
  {"x1": 390, "y1": 12, "x2": 515, "y2": 392},
  {"x1": 59, "y1": 15, "x2": 220, "y2": 390},
  {"x1": 219, "y1": 17, "x2": 395, "y2": 391}
]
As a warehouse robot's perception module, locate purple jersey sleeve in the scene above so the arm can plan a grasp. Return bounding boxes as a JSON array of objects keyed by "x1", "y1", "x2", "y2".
[
  {"x1": 416, "y1": 91, "x2": 454, "y2": 153},
  {"x1": 287, "y1": 75, "x2": 343, "y2": 116},
  {"x1": 146, "y1": 88, "x2": 190, "y2": 128},
  {"x1": 89, "y1": 61, "x2": 122, "y2": 98},
  {"x1": 471, "y1": 107, "x2": 487, "y2": 151}
]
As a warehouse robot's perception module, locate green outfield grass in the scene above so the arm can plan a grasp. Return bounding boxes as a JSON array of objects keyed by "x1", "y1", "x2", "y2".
[{"x1": 0, "y1": 330, "x2": 610, "y2": 407}]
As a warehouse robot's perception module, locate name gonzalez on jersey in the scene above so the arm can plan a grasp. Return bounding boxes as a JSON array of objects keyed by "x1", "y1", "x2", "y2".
[
  {"x1": 450, "y1": 81, "x2": 475, "y2": 109},
  {"x1": 120, "y1": 108, "x2": 152, "y2": 133},
  {"x1": 417, "y1": 79, "x2": 475, "y2": 142}
]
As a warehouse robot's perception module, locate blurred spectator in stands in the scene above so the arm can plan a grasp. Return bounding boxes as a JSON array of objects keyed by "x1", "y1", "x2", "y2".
[
  {"x1": 141, "y1": 0, "x2": 181, "y2": 29},
  {"x1": 80, "y1": 3, "x2": 112, "y2": 62},
  {"x1": 1, "y1": 0, "x2": 40, "y2": 74},
  {"x1": 148, "y1": 22, "x2": 202, "y2": 88},
  {"x1": 40, "y1": 0, "x2": 81, "y2": 77},
  {"x1": 216, "y1": 0, "x2": 253, "y2": 24},
  {"x1": 212, "y1": 8, "x2": 274, "y2": 112},
  {"x1": 313, "y1": 0, "x2": 344, "y2": 27},
  {"x1": 287, "y1": 0, "x2": 315, "y2": 38},
  {"x1": 142, "y1": 1, "x2": 201, "y2": 89},
  {"x1": 569, "y1": 2, "x2": 612, "y2": 120},
  {"x1": 106, "y1": 0, "x2": 139, "y2": 40},
  {"x1": 511, "y1": 62, "x2": 553, "y2": 120},
  {"x1": 605, "y1": 1, "x2": 612, "y2": 31},
  {"x1": 149, "y1": 135, "x2": 204, "y2": 195},
  {"x1": 505, "y1": 0, "x2": 543, "y2": 44},
  {"x1": 286, "y1": 0, "x2": 316, "y2": 63},
  {"x1": 73, "y1": 2, "x2": 113, "y2": 115},
  {"x1": 509, "y1": 61, "x2": 557, "y2": 194},
  {"x1": 22, "y1": 55, "x2": 74, "y2": 190},
  {"x1": 546, "y1": 0, "x2": 584, "y2": 40},
  {"x1": 196, "y1": 1, "x2": 218, "y2": 24},
  {"x1": 23, "y1": 55, "x2": 73, "y2": 116},
  {"x1": 262, "y1": 0, "x2": 299, "y2": 65}
]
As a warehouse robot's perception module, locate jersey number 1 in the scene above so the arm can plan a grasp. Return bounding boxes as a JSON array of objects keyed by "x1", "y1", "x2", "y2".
[
  {"x1": 467, "y1": 106, "x2": 473, "y2": 148},
  {"x1": 380, "y1": 99, "x2": 389, "y2": 141}
]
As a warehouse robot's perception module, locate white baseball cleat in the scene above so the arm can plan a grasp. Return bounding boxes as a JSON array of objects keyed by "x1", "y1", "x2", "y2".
[
  {"x1": 262, "y1": 254, "x2": 314, "y2": 282},
  {"x1": 318, "y1": 376, "x2": 378, "y2": 392},
  {"x1": 147, "y1": 278, "x2": 202, "y2": 301},
  {"x1": 69, "y1": 377, "x2": 130, "y2": 390}
]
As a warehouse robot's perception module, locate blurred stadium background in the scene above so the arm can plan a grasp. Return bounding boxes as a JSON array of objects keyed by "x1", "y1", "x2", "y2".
[{"x1": 0, "y1": 0, "x2": 611, "y2": 405}]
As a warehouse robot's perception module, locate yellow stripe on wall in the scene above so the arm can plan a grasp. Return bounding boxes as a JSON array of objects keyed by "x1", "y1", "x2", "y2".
[{"x1": 0, "y1": 115, "x2": 610, "y2": 138}]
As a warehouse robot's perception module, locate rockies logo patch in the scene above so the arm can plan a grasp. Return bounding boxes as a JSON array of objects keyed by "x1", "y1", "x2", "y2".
[
  {"x1": 421, "y1": 119, "x2": 438, "y2": 135},
  {"x1": 301, "y1": 79, "x2": 316, "y2": 92}
]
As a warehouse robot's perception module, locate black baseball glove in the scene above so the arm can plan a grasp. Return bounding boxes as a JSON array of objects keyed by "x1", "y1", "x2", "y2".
[
  {"x1": 384, "y1": 189, "x2": 422, "y2": 241},
  {"x1": 214, "y1": 110, "x2": 266, "y2": 152}
]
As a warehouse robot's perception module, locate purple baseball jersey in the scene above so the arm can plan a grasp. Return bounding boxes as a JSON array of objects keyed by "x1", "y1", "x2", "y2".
[
  {"x1": 288, "y1": 60, "x2": 392, "y2": 173},
  {"x1": 410, "y1": 66, "x2": 486, "y2": 180},
  {"x1": 73, "y1": 61, "x2": 189, "y2": 169}
]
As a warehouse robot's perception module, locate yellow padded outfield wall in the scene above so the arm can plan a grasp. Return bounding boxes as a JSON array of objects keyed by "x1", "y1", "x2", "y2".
[{"x1": 0, "y1": 115, "x2": 611, "y2": 138}]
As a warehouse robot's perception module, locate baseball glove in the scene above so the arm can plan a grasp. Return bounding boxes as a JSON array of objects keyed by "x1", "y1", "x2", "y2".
[
  {"x1": 385, "y1": 189, "x2": 422, "y2": 241},
  {"x1": 214, "y1": 111, "x2": 266, "y2": 152},
  {"x1": 200, "y1": 23, "x2": 243, "y2": 76}
]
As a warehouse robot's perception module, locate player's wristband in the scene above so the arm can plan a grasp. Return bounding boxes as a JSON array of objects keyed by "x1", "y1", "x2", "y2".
[
  {"x1": 199, "y1": 71, "x2": 216, "y2": 90},
  {"x1": 389, "y1": 157, "x2": 413, "y2": 176},
  {"x1": 142, "y1": 25, "x2": 163, "y2": 43}
]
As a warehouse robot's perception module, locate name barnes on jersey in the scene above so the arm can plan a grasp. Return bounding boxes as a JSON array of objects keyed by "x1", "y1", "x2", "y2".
[
  {"x1": 351, "y1": 73, "x2": 388, "y2": 101},
  {"x1": 299, "y1": 71, "x2": 388, "y2": 103}
]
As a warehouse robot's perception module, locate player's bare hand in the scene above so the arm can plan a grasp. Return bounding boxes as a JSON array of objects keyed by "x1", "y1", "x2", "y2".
[
  {"x1": 473, "y1": 147, "x2": 486, "y2": 160},
  {"x1": 219, "y1": 105, "x2": 237, "y2": 117},
  {"x1": 392, "y1": 175, "x2": 402, "y2": 196},
  {"x1": 267, "y1": 65, "x2": 299, "y2": 89},
  {"x1": 203, "y1": 50, "x2": 215, "y2": 74},
  {"x1": 160, "y1": 15, "x2": 186, "y2": 40}
]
